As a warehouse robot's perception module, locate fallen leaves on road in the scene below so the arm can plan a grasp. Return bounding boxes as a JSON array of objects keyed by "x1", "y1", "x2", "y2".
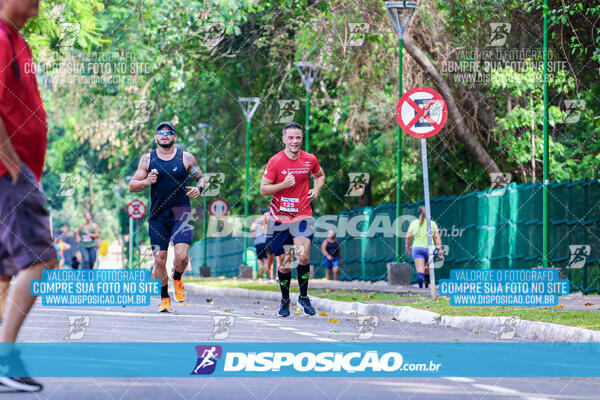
[
  {"x1": 224, "y1": 309, "x2": 233, "y2": 312},
  {"x1": 206, "y1": 298, "x2": 213, "y2": 302},
  {"x1": 328, "y1": 318, "x2": 339, "y2": 323},
  {"x1": 585, "y1": 303, "x2": 593, "y2": 306},
  {"x1": 294, "y1": 312, "x2": 300, "y2": 316},
  {"x1": 552, "y1": 304, "x2": 564, "y2": 308},
  {"x1": 319, "y1": 312, "x2": 328, "y2": 316}
]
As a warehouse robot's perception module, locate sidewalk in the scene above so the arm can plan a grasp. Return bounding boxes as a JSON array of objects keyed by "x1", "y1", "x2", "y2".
[{"x1": 233, "y1": 278, "x2": 600, "y2": 312}]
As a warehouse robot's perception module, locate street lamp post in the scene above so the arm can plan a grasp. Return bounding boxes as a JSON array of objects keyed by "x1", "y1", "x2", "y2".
[
  {"x1": 542, "y1": 0, "x2": 550, "y2": 267},
  {"x1": 198, "y1": 123, "x2": 215, "y2": 275},
  {"x1": 296, "y1": 62, "x2": 320, "y2": 152},
  {"x1": 385, "y1": 1, "x2": 417, "y2": 262},
  {"x1": 238, "y1": 97, "x2": 261, "y2": 269}
]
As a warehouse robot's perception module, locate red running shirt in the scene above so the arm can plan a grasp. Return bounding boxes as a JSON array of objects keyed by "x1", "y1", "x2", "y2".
[
  {"x1": 0, "y1": 20, "x2": 48, "y2": 182},
  {"x1": 263, "y1": 150, "x2": 321, "y2": 223}
]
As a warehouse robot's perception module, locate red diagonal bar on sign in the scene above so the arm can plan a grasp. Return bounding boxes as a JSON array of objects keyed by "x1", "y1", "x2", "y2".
[{"x1": 405, "y1": 94, "x2": 444, "y2": 130}]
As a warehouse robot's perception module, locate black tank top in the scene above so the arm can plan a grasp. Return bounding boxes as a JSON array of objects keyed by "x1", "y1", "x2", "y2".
[
  {"x1": 148, "y1": 148, "x2": 190, "y2": 220},
  {"x1": 325, "y1": 240, "x2": 340, "y2": 257}
]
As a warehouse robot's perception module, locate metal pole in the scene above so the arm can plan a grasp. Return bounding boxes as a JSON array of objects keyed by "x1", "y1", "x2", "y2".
[
  {"x1": 543, "y1": 0, "x2": 550, "y2": 267},
  {"x1": 128, "y1": 216, "x2": 133, "y2": 269},
  {"x1": 244, "y1": 120, "x2": 251, "y2": 266},
  {"x1": 203, "y1": 136, "x2": 208, "y2": 269},
  {"x1": 305, "y1": 90, "x2": 310, "y2": 152},
  {"x1": 421, "y1": 138, "x2": 436, "y2": 300},
  {"x1": 396, "y1": 37, "x2": 403, "y2": 262}
]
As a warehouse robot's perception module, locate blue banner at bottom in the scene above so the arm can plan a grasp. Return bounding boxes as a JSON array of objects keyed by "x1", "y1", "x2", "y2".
[{"x1": 1, "y1": 342, "x2": 599, "y2": 377}]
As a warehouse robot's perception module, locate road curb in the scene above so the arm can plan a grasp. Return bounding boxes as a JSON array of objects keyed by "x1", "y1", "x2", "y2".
[{"x1": 187, "y1": 284, "x2": 600, "y2": 342}]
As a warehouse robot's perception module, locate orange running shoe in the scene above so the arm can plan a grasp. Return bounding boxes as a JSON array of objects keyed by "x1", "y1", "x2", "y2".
[
  {"x1": 158, "y1": 297, "x2": 171, "y2": 313},
  {"x1": 172, "y1": 276, "x2": 186, "y2": 303}
]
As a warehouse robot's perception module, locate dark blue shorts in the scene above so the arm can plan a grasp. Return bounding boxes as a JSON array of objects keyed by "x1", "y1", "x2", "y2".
[
  {"x1": 323, "y1": 256, "x2": 340, "y2": 269},
  {"x1": 411, "y1": 247, "x2": 429, "y2": 262},
  {"x1": 149, "y1": 218, "x2": 194, "y2": 251},
  {"x1": 255, "y1": 242, "x2": 268, "y2": 260},
  {"x1": 267, "y1": 219, "x2": 314, "y2": 257}
]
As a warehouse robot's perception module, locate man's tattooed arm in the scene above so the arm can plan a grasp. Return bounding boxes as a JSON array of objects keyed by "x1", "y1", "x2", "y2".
[{"x1": 185, "y1": 152, "x2": 205, "y2": 187}]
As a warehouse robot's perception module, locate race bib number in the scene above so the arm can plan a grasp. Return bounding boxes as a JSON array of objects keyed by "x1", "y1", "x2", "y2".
[{"x1": 280, "y1": 196, "x2": 299, "y2": 212}]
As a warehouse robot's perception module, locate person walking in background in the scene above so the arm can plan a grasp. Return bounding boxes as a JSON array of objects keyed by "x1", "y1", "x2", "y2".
[
  {"x1": 250, "y1": 209, "x2": 270, "y2": 279},
  {"x1": 54, "y1": 238, "x2": 71, "y2": 269},
  {"x1": 406, "y1": 207, "x2": 443, "y2": 289},
  {"x1": 76, "y1": 212, "x2": 99, "y2": 270},
  {"x1": 321, "y1": 230, "x2": 342, "y2": 281}
]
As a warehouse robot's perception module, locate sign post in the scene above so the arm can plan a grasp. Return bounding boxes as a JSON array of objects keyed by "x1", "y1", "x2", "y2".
[
  {"x1": 126, "y1": 199, "x2": 146, "y2": 269},
  {"x1": 396, "y1": 87, "x2": 448, "y2": 299},
  {"x1": 238, "y1": 97, "x2": 261, "y2": 267},
  {"x1": 209, "y1": 198, "x2": 229, "y2": 218}
]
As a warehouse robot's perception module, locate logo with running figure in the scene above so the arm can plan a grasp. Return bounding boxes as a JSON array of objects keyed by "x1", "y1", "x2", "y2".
[
  {"x1": 354, "y1": 316, "x2": 379, "y2": 340},
  {"x1": 209, "y1": 316, "x2": 235, "y2": 340},
  {"x1": 57, "y1": 21, "x2": 81, "y2": 48},
  {"x1": 496, "y1": 317, "x2": 520, "y2": 340},
  {"x1": 64, "y1": 316, "x2": 90, "y2": 340},
  {"x1": 488, "y1": 172, "x2": 511, "y2": 196},
  {"x1": 564, "y1": 100, "x2": 586, "y2": 124},
  {"x1": 200, "y1": 173, "x2": 225, "y2": 197},
  {"x1": 430, "y1": 245, "x2": 449, "y2": 269},
  {"x1": 345, "y1": 173, "x2": 370, "y2": 197},
  {"x1": 567, "y1": 245, "x2": 591, "y2": 269},
  {"x1": 57, "y1": 173, "x2": 81, "y2": 197},
  {"x1": 276, "y1": 100, "x2": 300, "y2": 123},
  {"x1": 348, "y1": 23, "x2": 370, "y2": 46},
  {"x1": 281, "y1": 244, "x2": 305, "y2": 269},
  {"x1": 132, "y1": 99, "x2": 156, "y2": 124},
  {"x1": 487, "y1": 23, "x2": 511, "y2": 47},
  {"x1": 191, "y1": 345, "x2": 223, "y2": 375}
]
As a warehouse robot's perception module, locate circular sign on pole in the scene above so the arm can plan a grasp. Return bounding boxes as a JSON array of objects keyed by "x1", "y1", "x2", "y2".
[
  {"x1": 396, "y1": 87, "x2": 448, "y2": 139},
  {"x1": 209, "y1": 199, "x2": 229, "y2": 218},
  {"x1": 126, "y1": 199, "x2": 146, "y2": 220}
]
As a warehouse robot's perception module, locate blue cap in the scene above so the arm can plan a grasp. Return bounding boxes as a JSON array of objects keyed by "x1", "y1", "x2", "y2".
[
  {"x1": 261, "y1": 209, "x2": 268, "y2": 214},
  {"x1": 156, "y1": 121, "x2": 176, "y2": 133}
]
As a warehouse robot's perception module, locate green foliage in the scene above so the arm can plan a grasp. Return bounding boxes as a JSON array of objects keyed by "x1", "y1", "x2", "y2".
[{"x1": 21, "y1": 0, "x2": 598, "y2": 242}]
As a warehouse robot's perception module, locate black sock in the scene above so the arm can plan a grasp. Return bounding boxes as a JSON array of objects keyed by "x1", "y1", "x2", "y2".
[
  {"x1": 278, "y1": 270, "x2": 292, "y2": 299},
  {"x1": 297, "y1": 264, "x2": 310, "y2": 298},
  {"x1": 173, "y1": 270, "x2": 182, "y2": 280},
  {"x1": 161, "y1": 285, "x2": 169, "y2": 298}
]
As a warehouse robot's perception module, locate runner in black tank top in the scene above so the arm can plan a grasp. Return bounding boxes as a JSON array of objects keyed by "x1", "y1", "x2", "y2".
[
  {"x1": 148, "y1": 148, "x2": 190, "y2": 220},
  {"x1": 128, "y1": 122, "x2": 206, "y2": 313}
]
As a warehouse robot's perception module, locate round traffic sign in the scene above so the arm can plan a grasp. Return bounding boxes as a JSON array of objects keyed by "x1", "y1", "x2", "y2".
[
  {"x1": 127, "y1": 199, "x2": 146, "y2": 220},
  {"x1": 396, "y1": 87, "x2": 448, "y2": 139},
  {"x1": 209, "y1": 199, "x2": 229, "y2": 218}
]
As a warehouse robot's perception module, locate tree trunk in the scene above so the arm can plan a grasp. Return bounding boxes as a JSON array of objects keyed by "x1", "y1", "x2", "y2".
[{"x1": 402, "y1": 35, "x2": 501, "y2": 174}]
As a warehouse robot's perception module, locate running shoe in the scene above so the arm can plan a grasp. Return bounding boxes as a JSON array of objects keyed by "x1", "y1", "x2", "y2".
[
  {"x1": 0, "y1": 350, "x2": 43, "y2": 392},
  {"x1": 297, "y1": 296, "x2": 316, "y2": 315},
  {"x1": 158, "y1": 297, "x2": 171, "y2": 313},
  {"x1": 172, "y1": 275, "x2": 186, "y2": 303},
  {"x1": 278, "y1": 298, "x2": 290, "y2": 317}
]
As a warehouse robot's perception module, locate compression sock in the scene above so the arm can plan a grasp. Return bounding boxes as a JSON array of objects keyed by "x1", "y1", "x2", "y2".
[
  {"x1": 278, "y1": 270, "x2": 292, "y2": 299},
  {"x1": 173, "y1": 270, "x2": 183, "y2": 280},
  {"x1": 161, "y1": 284, "x2": 169, "y2": 298},
  {"x1": 424, "y1": 273, "x2": 431, "y2": 288},
  {"x1": 417, "y1": 273, "x2": 425, "y2": 289},
  {"x1": 297, "y1": 264, "x2": 310, "y2": 298}
]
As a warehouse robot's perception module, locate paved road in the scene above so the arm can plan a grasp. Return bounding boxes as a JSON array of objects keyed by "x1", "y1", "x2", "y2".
[{"x1": 8, "y1": 289, "x2": 599, "y2": 399}]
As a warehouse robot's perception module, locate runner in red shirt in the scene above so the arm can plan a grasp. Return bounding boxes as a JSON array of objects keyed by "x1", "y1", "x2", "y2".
[
  {"x1": 260, "y1": 122, "x2": 325, "y2": 317},
  {"x1": 0, "y1": 1, "x2": 57, "y2": 392}
]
